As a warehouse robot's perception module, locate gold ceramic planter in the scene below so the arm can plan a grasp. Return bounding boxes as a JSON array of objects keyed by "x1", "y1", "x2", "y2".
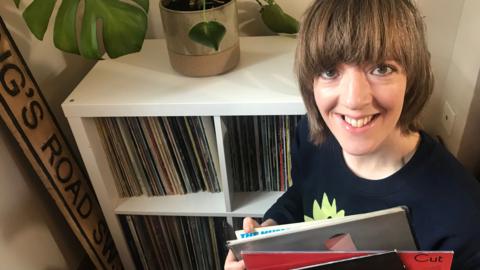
[{"x1": 160, "y1": 0, "x2": 240, "y2": 77}]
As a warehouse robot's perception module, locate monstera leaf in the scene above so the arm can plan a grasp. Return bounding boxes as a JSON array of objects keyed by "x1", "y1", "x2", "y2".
[{"x1": 16, "y1": 0, "x2": 148, "y2": 59}]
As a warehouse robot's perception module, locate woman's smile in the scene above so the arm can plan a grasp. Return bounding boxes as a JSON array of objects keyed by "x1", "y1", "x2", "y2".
[{"x1": 335, "y1": 113, "x2": 380, "y2": 131}]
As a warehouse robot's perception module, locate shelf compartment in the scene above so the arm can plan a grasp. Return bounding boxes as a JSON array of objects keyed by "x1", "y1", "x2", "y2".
[
  {"x1": 96, "y1": 116, "x2": 222, "y2": 198},
  {"x1": 230, "y1": 191, "x2": 284, "y2": 218},
  {"x1": 221, "y1": 115, "x2": 301, "y2": 193}
]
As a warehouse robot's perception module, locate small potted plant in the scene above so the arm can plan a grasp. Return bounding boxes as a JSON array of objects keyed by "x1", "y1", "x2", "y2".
[
  {"x1": 159, "y1": 0, "x2": 300, "y2": 77},
  {"x1": 160, "y1": 0, "x2": 240, "y2": 77}
]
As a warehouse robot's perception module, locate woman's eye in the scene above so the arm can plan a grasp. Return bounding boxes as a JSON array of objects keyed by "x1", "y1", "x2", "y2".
[
  {"x1": 372, "y1": 64, "x2": 394, "y2": 76},
  {"x1": 320, "y1": 69, "x2": 338, "y2": 80}
]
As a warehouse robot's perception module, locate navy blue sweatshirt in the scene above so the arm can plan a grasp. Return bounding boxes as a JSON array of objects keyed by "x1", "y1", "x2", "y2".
[{"x1": 264, "y1": 116, "x2": 480, "y2": 269}]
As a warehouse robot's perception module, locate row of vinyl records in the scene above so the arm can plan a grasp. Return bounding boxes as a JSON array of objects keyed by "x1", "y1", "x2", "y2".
[
  {"x1": 96, "y1": 116, "x2": 221, "y2": 197},
  {"x1": 121, "y1": 215, "x2": 256, "y2": 270},
  {"x1": 96, "y1": 115, "x2": 301, "y2": 197},
  {"x1": 225, "y1": 115, "x2": 301, "y2": 192}
]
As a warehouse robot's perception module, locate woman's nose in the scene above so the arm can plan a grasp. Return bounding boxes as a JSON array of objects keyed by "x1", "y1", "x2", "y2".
[{"x1": 340, "y1": 69, "x2": 372, "y2": 110}]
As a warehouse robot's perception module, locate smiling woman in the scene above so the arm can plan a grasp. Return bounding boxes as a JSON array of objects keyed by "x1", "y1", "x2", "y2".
[
  {"x1": 295, "y1": 0, "x2": 433, "y2": 146},
  {"x1": 225, "y1": 1, "x2": 480, "y2": 270}
]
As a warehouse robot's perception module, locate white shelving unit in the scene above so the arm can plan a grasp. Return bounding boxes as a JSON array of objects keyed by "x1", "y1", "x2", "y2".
[{"x1": 62, "y1": 36, "x2": 305, "y2": 269}]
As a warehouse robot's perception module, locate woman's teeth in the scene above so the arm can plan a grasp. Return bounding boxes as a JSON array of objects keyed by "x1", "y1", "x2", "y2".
[{"x1": 344, "y1": 115, "x2": 373, "y2": 128}]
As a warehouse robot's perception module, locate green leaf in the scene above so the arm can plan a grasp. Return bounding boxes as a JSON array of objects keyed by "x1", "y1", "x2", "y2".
[
  {"x1": 80, "y1": 0, "x2": 148, "y2": 59},
  {"x1": 132, "y1": 0, "x2": 149, "y2": 12},
  {"x1": 13, "y1": 0, "x2": 20, "y2": 8},
  {"x1": 260, "y1": 3, "x2": 299, "y2": 34},
  {"x1": 54, "y1": 0, "x2": 79, "y2": 54},
  {"x1": 188, "y1": 21, "x2": 226, "y2": 51},
  {"x1": 22, "y1": 0, "x2": 56, "y2": 40},
  {"x1": 336, "y1": 210, "x2": 345, "y2": 218},
  {"x1": 22, "y1": 0, "x2": 148, "y2": 59}
]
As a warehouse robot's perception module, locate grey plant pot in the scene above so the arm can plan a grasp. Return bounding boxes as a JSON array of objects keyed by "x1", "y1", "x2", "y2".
[{"x1": 160, "y1": 0, "x2": 240, "y2": 77}]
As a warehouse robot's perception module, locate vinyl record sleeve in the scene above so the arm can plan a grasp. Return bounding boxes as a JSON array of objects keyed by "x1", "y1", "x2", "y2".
[{"x1": 228, "y1": 206, "x2": 417, "y2": 260}]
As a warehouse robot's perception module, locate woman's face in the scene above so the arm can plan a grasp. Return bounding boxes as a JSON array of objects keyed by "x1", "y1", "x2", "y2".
[{"x1": 313, "y1": 61, "x2": 407, "y2": 156}]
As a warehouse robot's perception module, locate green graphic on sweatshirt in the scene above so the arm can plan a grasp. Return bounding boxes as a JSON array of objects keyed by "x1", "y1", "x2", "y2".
[{"x1": 304, "y1": 193, "x2": 345, "y2": 222}]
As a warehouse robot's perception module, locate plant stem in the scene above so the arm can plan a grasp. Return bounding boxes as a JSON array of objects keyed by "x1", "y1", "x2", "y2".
[{"x1": 203, "y1": 0, "x2": 206, "y2": 22}]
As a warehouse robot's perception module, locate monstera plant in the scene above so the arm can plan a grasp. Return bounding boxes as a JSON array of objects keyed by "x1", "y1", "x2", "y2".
[{"x1": 12, "y1": 0, "x2": 298, "y2": 60}]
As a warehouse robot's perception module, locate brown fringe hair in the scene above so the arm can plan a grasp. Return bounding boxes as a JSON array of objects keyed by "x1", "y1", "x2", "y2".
[{"x1": 295, "y1": 0, "x2": 434, "y2": 145}]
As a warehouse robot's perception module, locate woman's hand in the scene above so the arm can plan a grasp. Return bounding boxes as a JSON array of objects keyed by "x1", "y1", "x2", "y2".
[
  {"x1": 224, "y1": 217, "x2": 277, "y2": 270},
  {"x1": 224, "y1": 249, "x2": 245, "y2": 270}
]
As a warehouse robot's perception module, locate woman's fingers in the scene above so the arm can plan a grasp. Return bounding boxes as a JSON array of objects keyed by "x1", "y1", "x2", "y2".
[
  {"x1": 226, "y1": 217, "x2": 278, "y2": 269},
  {"x1": 243, "y1": 217, "x2": 260, "y2": 233},
  {"x1": 224, "y1": 249, "x2": 245, "y2": 270}
]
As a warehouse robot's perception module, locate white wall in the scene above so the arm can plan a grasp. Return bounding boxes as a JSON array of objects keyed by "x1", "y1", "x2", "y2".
[
  {"x1": 0, "y1": 127, "x2": 79, "y2": 269},
  {"x1": 446, "y1": 0, "x2": 480, "y2": 174},
  {"x1": 458, "y1": 70, "x2": 480, "y2": 176},
  {"x1": 0, "y1": 2, "x2": 95, "y2": 269},
  {"x1": 415, "y1": 0, "x2": 465, "y2": 135},
  {"x1": 436, "y1": 0, "x2": 480, "y2": 152}
]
